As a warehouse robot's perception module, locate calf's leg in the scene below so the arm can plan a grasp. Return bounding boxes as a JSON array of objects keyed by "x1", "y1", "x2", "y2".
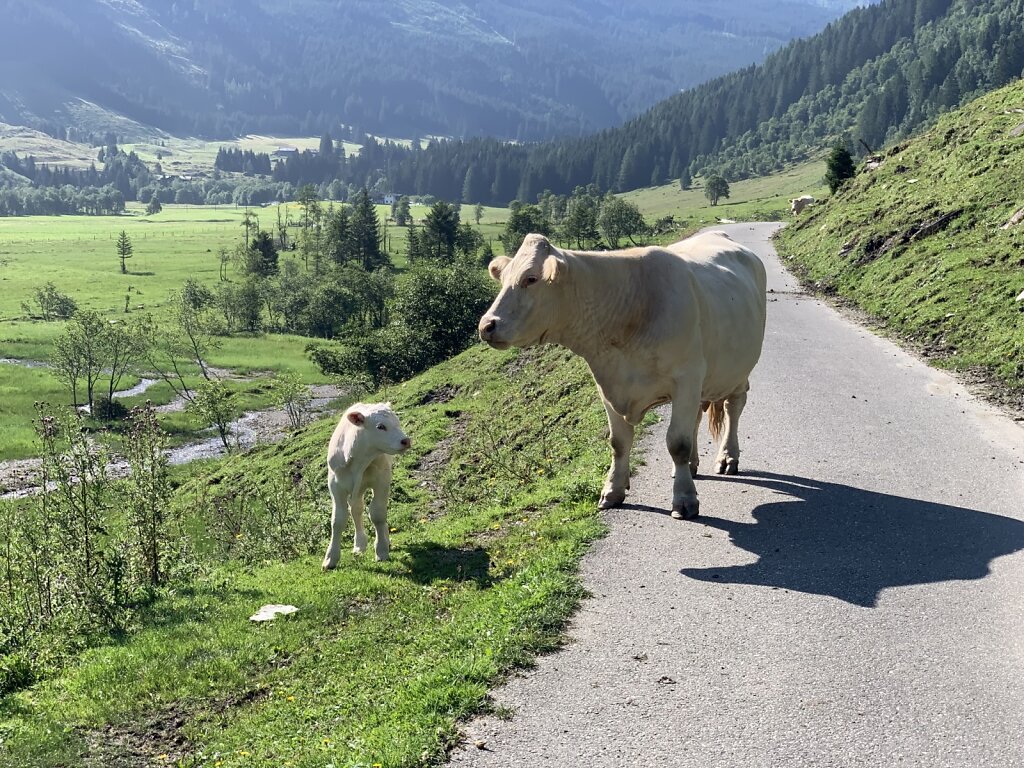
[
  {"x1": 322, "y1": 470, "x2": 350, "y2": 570},
  {"x1": 366, "y1": 461, "x2": 393, "y2": 561},
  {"x1": 599, "y1": 397, "x2": 635, "y2": 509},
  {"x1": 350, "y1": 488, "x2": 368, "y2": 554}
]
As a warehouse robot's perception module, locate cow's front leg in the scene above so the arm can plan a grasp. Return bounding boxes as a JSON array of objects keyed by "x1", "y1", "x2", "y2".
[
  {"x1": 323, "y1": 471, "x2": 350, "y2": 570},
  {"x1": 366, "y1": 464, "x2": 393, "y2": 561},
  {"x1": 714, "y1": 386, "x2": 748, "y2": 476},
  {"x1": 667, "y1": 387, "x2": 703, "y2": 519},
  {"x1": 350, "y1": 488, "x2": 368, "y2": 555},
  {"x1": 599, "y1": 398, "x2": 635, "y2": 509}
]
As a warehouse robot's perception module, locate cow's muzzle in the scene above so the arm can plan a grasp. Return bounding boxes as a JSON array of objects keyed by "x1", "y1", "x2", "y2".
[{"x1": 479, "y1": 315, "x2": 509, "y2": 348}]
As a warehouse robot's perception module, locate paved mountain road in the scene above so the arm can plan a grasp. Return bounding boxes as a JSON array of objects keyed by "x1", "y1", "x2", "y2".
[{"x1": 448, "y1": 222, "x2": 1024, "y2": 767}]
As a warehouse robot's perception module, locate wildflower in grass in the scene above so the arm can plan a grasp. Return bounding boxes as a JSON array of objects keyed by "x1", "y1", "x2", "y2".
[
  {"x1": 490, "y1": 523, "x2": 501, "y2": 530},
  {"x1": 287, "y1": 695, "x2": 296, "y2": 701}
]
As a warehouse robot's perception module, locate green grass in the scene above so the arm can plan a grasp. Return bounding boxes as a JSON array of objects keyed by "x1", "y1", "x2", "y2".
[
  {"x1": 775, "y1": 79, "x2": 1024, "y2": 407},
  {"x1": 621, "y1": 158, "x2": 826, "y2": 229},
  {"x1": 0, "y1": 202, "x2": 510, "y2": 460},
  {"x1": 0, "y1": 343, "x2": 624, "y2": 767}
]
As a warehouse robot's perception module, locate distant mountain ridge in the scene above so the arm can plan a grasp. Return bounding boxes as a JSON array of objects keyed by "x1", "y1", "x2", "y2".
[
  {"x1": 0, "y1": 0, "x2": 869, "y2": 141},
  {"x1": 341, "y1": 0, "x2": 1024, "y2": 203}
]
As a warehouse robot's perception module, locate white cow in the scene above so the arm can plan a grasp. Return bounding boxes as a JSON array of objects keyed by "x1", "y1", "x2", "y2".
[
  {"x1": 790, "y1": 195, "x2": 815, "y2": 215},
  {"x1": 479, "y1": 231, "x2": 766, "y2": 519},
  {"x1": 322, "y1": 402, "x2": 411, "y2": 568}
]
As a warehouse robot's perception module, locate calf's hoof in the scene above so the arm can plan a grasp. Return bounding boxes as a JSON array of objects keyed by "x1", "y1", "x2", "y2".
[
  {"x1": 598, "y1": 488, "x2": 627, "y2": 509},
  {"x1": 671, "y1": 497, "x2": 700, "y2": 520},
  {"x1": 322, "y1": 556, "x2": 338, "y2": 571},
  {"x1": 715, "y1": 457, "x2": 739, "y2": 476},
  {"x1": 689, "y1": 462, "x2": 699, "y2": 478}
]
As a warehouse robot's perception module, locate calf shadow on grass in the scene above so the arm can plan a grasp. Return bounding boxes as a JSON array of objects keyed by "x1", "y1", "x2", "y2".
[
  {"x1": 403, "y1": 542, "x2": 494, "y2": 587},
  {"x1": 680, "y1": 471, "x2": 1024, "y2": 608}
]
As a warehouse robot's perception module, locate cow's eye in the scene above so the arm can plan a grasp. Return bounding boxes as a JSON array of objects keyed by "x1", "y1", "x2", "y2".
[
  {"x1": 376, "y1": 423, "x2": 387, "y2": 431},
  {"x1": 524, "y1": 275, "x2": 539, "y2": 286}
]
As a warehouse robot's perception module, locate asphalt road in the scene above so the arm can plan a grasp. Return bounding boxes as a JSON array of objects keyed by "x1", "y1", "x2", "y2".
[{"x1": 448, "y1": 222, "x2": 1024, "y2": 768}]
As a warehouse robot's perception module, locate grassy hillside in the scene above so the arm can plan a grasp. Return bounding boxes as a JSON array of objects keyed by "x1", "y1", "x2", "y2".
[
  {"x1": 622, "y1": 158, "x2": 825, "y2": 227},
  {"x1": 775, "y1": 79, "x2": 1024, "y2": 411},
  {"x1": 0, "y1": 342, "x2": 624, "y2": 767}
]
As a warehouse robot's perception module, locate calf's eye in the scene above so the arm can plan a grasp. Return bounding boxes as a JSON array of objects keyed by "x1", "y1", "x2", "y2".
[
  {"x1": 524, "y1": 275, "x2": 539, "y2": 286},
  {"x1": 377, "y1": 423, "x2": 387, "y2": 431}
]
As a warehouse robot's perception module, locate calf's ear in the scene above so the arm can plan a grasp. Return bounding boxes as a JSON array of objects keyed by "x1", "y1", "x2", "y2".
[
  {"x1": 347, "y1": 410, "x2": 365, "y2": 426},
  {"x1": 488, "y1": 256, "x2": 511, "y2": 281}
]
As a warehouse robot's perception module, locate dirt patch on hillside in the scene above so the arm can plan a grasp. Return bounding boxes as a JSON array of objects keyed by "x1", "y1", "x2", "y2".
[
  {"x1": 409, "y1": 412, "x2": 471, "y2": 520},
  {"x1": 77, "y1": 689, "x2": 270, "y2": 767}
]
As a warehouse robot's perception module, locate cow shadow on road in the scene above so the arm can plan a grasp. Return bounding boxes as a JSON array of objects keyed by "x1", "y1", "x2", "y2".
[{"x1": 679, "y1": 471, "x2": 1024, "y2": 607}]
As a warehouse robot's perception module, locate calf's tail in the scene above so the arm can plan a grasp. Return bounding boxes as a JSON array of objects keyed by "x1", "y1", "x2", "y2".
[{"x1": 707, "y1": 400, "x2": 725, "y2": 445}]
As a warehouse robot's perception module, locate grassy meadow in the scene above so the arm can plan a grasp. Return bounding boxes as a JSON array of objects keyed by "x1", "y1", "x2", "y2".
[
  {"x1": 622, "y1": 158, "x2": 826, "y2": 227},
  {"x1": 0, "y1": 202, "x2": 509, "y2": 460}
]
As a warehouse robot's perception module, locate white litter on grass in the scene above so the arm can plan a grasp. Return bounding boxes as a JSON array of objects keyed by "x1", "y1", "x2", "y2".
[
  {"x1": 1016, "y1": 289, "x2": 1024, "y2": 302},
  {"x1": 249, "y1": 604, "x2": 299, "y2": 622}
]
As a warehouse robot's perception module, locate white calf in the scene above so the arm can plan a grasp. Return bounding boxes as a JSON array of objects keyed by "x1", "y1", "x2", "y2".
[{"x1": 322, "y1": 402, "x2": 410, "y2": 568}]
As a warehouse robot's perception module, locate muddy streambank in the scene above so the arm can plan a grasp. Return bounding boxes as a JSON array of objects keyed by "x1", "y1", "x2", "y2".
[{"x1": 0, "y1": 383, "x2": 347, "y2": 500}]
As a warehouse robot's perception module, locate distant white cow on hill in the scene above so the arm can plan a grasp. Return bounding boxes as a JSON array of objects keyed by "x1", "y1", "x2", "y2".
[
  {"x1": 790, "y1": 195, "x2": 815, "y2": 215},
  {"x1": 322, "y1": 402, "x2": 410, "y2": 568}
]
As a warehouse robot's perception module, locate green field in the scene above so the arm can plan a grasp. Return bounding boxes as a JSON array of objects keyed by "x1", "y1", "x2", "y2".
[
  {"x1": 621, "y1": 158, "x2": 825, "y2": 226},
  {"x1": 0, "y1": 202, "x2": 509, "y2": 460}
]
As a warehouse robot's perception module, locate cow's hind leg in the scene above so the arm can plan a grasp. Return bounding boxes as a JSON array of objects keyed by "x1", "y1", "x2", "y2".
[
  {"x1": 713, "y1": 385, "x2": 748, "y2": 476},
  {"x1": 599, "y1": 397, "x2": 635, "y2": 509},
  {"x1": 667, "y1": 384, "x2": 703, "y2": 519},
  {"x1": 323, "y1": 470, "x2": 350, "y2": 570}
]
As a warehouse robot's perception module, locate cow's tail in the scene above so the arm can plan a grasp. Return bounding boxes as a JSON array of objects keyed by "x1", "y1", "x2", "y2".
[{"x1": 707, "y1": 400, "x2": 725, "y2": 445}]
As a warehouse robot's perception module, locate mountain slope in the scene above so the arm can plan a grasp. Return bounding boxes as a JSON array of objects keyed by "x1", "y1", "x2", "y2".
[
  {"x1": 357, "y1": 0, "x2": 1024, "y2": 202},
  {"x1": 0, "y1": 0, "x2": 869, "y2": 141},
  {"x1": 776, "y1": 78, "x2": 1024, "y2": 410}
]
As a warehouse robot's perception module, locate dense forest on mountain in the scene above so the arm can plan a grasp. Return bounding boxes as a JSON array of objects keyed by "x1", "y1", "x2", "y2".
[
  {"x1": 290, "y1": 0, "x2": 1024, "y2": 204},
  {"x1": 0, "y1": 0, "x2": 865, "y2": 142}
]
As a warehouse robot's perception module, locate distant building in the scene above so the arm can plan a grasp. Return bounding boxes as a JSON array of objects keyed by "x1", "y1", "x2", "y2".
[
  {"x1": 382, "y1": 193, "x2": 399, "y2": 205},
  {"x1": 273, "y1": 146, "x2": 298, "y2": 157}
]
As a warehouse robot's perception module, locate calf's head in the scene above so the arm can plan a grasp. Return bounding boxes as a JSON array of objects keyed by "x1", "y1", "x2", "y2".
[
  {"x1": 345, "y1": 402, "x2": 411, "y2": 454},
  {"x1": 478, "y1": 233, "x2": 567, "y2": 349}
]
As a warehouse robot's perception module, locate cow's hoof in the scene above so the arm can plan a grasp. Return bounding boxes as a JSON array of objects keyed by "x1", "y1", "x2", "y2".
[
  {"x1": 599, "y1": 489, "x2": 626, "y2": 509},
  {"x1": 671, "y1": 498, "x2": 700, "y2": 520},
  {"x1": 716, "y1": 458, "x2": 739, "y2": 476},
  {"x1": 322, "y1": 558, "x2": 338, "y2": 571}
]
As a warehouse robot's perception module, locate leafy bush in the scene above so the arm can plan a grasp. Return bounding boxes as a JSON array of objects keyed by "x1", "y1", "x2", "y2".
[{"x1": 21, "y1": 281, "x2": 77, "y2": 321}]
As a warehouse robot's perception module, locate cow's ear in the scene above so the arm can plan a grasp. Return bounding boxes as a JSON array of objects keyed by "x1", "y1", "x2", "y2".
[
  {"x1": 347, "y1": 410, "x2": 365, "y2": 426},
  {"x1": 488, "y1": 256, "x2": 511, "y2": 281},
  {"x1": 542, "y1": 252, "x2": 566, "y2": 283}
]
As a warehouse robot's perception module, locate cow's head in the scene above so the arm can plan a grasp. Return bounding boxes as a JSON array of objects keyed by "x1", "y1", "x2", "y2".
[
  {"x1": 345, "y1": 402, "x2": 411, "y2": 454},
  {"x1": 478, "y1": 233, "x2": 567, "y2": 349}
]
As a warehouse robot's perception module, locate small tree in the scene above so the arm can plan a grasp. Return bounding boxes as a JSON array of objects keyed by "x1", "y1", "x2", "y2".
[
  {"x1": 825, "y1": 142, "x2": 857, "y2": 193},
  {"x1": 704, "y1": 175, "x2": 730, "y2": 206},
  {"x1": 23, "y1": 282, "x2": 77, "y2": 321},
  {"x1": 392, "y1": 196, "x2": 412, "y2": 226},
  {"x1": 597, "y1": 197, "x2": 648, "y2": 248},
  {"x1": 474, "y1": 203, "x2": 485, "y2": 225},
  {"x1": 145, "y1": 194, "x2": 162, "y2": 216},
  {"x1": 116, "y1": 230, "x2": 133, "y2": 273},
  {"x1": 679, "y1": 168, "x2": 692, "y2": 190}
]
